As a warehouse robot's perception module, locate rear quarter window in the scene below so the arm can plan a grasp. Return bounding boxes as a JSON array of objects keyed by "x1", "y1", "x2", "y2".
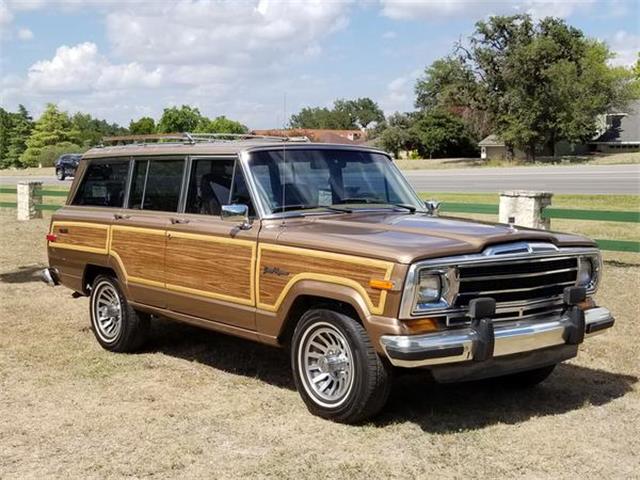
[{"x1": 72, "y1": 159, "x2": 130, "y2": 207}]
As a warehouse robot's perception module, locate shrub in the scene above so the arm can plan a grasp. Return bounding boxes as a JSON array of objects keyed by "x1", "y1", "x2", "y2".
[{"x1": 36, "y1": 143, "x2": 84, "y2": 167}]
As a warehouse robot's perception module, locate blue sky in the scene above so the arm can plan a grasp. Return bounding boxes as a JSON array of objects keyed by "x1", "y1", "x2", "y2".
[{"x1": 1, "y1": 0, "x2": 638, "y2": 129}]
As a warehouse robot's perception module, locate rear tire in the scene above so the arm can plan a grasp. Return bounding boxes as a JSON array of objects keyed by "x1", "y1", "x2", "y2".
[
  {"x1": 291, "y1": 309, "x2": 391, "y2": 424},
  {"x1": 501, "y1": 364, "x2": 556, "y2": 388},
  {"x1": 56, "y1": 168, "x2": 65, "y2": 181},
  {"x1": 89, "y1": 275, "x2": 149, "y2": 352}
]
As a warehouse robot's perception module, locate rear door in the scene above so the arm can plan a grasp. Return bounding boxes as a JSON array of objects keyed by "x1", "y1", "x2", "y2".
[
  {"x1": 164, "y1": 156, "x2": 259, "y2": 330},
  {"x1": 109, "y1": 156, "x2": 186, "y2": 308}
]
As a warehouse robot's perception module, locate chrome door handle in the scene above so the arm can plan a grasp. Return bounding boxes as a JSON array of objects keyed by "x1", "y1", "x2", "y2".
[
  {"x1": 113, "y1": 213, "x2": 131, "y2": 220},
  {"x1": 170, "y1": 217, "x2": 190, "y2": 224}
]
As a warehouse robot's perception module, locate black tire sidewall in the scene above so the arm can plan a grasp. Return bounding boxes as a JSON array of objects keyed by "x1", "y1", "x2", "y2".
[
  {"x1": 291, "y1": 309, "x2": 386, "y2": 422},
  {"x1": 89, "y1": 275, "x2": 135, "y2": 352}
]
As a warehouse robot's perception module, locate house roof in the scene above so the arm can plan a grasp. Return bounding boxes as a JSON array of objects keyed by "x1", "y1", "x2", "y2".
[
  {"x1": 592, "y1": 100, "x2": 640, "y2": 144},
  {"x1": 478, "y1": 134, "x2": 505, "y2": 147}
]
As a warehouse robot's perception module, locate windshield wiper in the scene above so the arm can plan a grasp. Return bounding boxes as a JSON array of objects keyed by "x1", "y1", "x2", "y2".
[
  {"x1": 389, "y1": 203, "x2": 417, "y2": 213},
  {"x1": 271, "y1": 204, "x2": 352, "y2": 214}
]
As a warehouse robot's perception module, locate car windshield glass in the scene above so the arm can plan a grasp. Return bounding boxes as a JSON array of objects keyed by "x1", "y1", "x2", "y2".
[{"x1": 247, "y1": 149, "x2": 424, "y2": 215}]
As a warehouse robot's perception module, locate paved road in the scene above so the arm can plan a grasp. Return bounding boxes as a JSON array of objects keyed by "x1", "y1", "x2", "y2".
[
  {"x1": 1, "y1": 164, "x2": 639, "y2": 194},
  {"x1": 404, "y1": 164, "x2": 640, "y2": 194}
]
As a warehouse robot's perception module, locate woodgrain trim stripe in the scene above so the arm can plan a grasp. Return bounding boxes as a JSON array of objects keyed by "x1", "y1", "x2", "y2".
[
  {"x1": 109, "y1": 225, "x2": 166, "y2": 288},
  {"x1": 256, "y1": 244, "x2": 395, "y2": 315},
  {"x1": 165, "y1": 230, "x2": 256, "y2": 306},
  {"x1": 48, "y1": 221, "x2": 109, "y2": 254}
]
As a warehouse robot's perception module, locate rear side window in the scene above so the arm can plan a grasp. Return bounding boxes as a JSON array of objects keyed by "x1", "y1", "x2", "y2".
[
  {"x1": 72, "y1": 159, "x2": 129, "y2": 207},
  {"x1": 128, "y1": 158, "x2": 185, "y2": 212}
]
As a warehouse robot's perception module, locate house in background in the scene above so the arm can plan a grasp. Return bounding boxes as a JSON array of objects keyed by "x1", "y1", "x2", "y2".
[
  {"x1": 478, "y1": 100, "x2": 640, "y2": 160},
  {"x1": 252, "y1": 129, "x2": 367, "y2": 144},
  {"x1": 590, "y1": 100, "x2": 640, "y2": 153}
]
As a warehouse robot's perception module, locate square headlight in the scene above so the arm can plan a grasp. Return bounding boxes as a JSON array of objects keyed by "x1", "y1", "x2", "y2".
[{"x1": 417, "y1": 272, "x2": 442, "y2": 304}]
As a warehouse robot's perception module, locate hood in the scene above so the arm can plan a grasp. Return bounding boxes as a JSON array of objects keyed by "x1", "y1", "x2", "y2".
[{"x1": 265, "y1": 211, "x2": 596, "y2": 264}]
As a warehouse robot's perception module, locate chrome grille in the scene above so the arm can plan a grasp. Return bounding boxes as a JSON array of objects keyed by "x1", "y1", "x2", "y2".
[{"x1": 455, "y1": 257, "x2": 579, "y2": 307}]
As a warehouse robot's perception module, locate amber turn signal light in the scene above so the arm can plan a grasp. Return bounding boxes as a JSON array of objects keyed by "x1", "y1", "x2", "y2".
[
  {"x1": 404, "y1": 317, "x2": 439, "y2": 334},
  {"x1": 369, "y1": 279, "x2": 394, "y2": 290}
]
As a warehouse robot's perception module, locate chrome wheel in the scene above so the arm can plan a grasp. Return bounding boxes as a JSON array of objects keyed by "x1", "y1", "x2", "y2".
[
  {"x1": 91, "y1": 281, "x2": 123, "y2": 343},
  {"x1": 298, "y1": 322, "x2": 354, "y2": 408}
]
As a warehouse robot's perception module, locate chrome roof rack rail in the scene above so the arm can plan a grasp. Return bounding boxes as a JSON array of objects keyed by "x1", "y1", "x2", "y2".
[{"x1": 101, "y1": 132, "x2": 310, "y2": 146}]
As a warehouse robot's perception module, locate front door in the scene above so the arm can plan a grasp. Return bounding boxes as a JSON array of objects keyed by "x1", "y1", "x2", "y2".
[{"x1": 164, "y1": 156, "x2": 259, "y2": 330}]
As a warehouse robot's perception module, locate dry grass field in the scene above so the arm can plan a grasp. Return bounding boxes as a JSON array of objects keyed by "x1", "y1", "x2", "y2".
[{"x1": 1, "y1": 210, "x2": 639, "y2": 479}]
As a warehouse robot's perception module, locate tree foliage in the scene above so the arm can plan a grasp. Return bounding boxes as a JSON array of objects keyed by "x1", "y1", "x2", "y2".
[
  {"x1": 21, "y1": 104, "x2": 75, "y2": 167},
  {"x1": 0, "y1": 105, "x2": 34, "y2": 168},
  {"x1": 129, "y1": 116, "x2": 156, "y2": 135},
  {"x1": 157, "y1": 105, "x2": 203, "y2": 133},
  {"x1": 415, "y1": 15, "x2": 639, "y2": 159},
  {"x1": 195, "y1": 115, "x2": 248, "y2": 134},
  {"x1": 71, "y1": 112, "x2": 127, "y2": 147},
  {"x1": 290, "y1": 98, "x2": 384, "y2": 130}
]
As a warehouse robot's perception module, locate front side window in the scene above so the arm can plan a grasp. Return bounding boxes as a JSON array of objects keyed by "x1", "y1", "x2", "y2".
[
  {"x1": 128, "y1": 158, "x2": 184, "y2": 212},
  {"x1": 247, "y1": 149, "x2": 423, "y2": 214},
  {"x1": 185, "y1": 158, "x2": 256, "y2": 217},
  {"x1": 185, "y1": 158, "x2": 234, "y2": 215},
  {"x1": 72, "y1": 159, "x2": 129, "y2": 207}
]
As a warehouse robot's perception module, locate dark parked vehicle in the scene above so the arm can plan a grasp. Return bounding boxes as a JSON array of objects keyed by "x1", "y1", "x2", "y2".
[{"x1": 55, "y1": 154, "x2": 82, "y2": 181}]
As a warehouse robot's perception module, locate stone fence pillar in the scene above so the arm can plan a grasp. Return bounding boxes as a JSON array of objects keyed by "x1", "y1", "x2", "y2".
[
  {"x1": 17, "y1": 181, "x2": 43, "y2": 221},
  {"x1": 499, "y1": 190, "x2": 553, "y2": 230}
]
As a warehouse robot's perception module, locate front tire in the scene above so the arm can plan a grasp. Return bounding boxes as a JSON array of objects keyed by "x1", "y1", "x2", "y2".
[
  {"x1": 89, "y1": 275, "x2": 149, "y2": 352},
  {"x1": 291, "y1": 309, "x2": 391, "y2": 424},
  {"x1": 56, "y1": 168, "x2": 65, "y2": 181}
]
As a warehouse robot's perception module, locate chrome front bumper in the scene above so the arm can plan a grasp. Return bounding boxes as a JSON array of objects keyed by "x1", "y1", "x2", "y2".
[{"x1": 380, "y1": 307, "x2": 614, "y2": 368}]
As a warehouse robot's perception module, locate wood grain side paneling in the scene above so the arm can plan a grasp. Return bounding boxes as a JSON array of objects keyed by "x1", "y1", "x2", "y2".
[
  {"x1": 110, "y1": 226, "x2": 166, "y2": 286},
  {"x1": 50, "y1": 222, "x2": 108, "y2": 254},
  {"x1": 257, "y1": 245, "x2": 394, "y2": 314},
  {"x1": 165, "y1": 232, "x2": 255, "y2": 305}
]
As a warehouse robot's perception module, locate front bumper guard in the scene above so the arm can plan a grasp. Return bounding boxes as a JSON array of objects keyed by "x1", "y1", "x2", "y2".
[{"x1": 380, "y1": 307, "x2": 614, "y2": 368}]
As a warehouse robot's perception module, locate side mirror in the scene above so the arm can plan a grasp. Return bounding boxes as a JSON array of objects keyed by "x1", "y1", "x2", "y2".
[
  {"x1": 425, "y1": 200, "x2": 441, "y2": 216},
  {"x1": 221, "y1": 204, "x2": 252, "y2": 230}
]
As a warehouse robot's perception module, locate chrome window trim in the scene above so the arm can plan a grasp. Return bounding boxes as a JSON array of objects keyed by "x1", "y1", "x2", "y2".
[{"x1": 400, "y1": 246, "x2": 601, "y2": 319}]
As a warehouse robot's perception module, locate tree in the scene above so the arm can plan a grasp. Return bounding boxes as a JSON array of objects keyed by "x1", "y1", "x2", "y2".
[
  {"x1": 415, "y1": 57, "x2": 476, "y2": 111},
  {"x1": 21, "y1": 104, "x2": 74, "y2": 167},
  {"x1": 71, "y1": 112, "x2": 126, "y2": 147},
  {"x1": 0, "y1": 108, "x2": 13, "y2": 167},
  {"x1": 195, "y1": 116, "x2": 247, "y2": 134},
  {"x1": 416, "y1": 15, "x2": 638, "y2": 160},
  {"x1": 157, "y1": 105, "x2": 203, "y2": 133},
  {"x1": 5, "y1": 105, "x2": 34, "y2": 167},
  {"x1": 290, "y1": 106, "x2": 353, "y2": 129},
  {"x1": 411, "y1": 110, "x2": 477, "y2": 159},
  {"x1": 129, "y1": 117, "x2": 156, "y2": 135},
  {"x1": 289, "y1": 97, "x2": 383, "y2": 130}
]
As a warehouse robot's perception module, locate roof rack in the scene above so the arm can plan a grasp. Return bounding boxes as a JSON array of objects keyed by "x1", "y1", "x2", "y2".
[{"x1": 101, "y1": 132, "x2": 310, "y2": 146}]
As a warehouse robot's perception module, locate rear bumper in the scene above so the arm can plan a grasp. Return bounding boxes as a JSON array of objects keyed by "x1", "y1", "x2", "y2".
[
  {"x1": 40, "y1": 267, "x2": 60, "y2": 287},
  {"x1": 380, "y1": 307, "x2": 614, "y2": 369}
]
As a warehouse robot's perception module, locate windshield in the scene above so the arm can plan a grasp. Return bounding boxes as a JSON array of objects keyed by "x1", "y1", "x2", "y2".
[{"x1": 247, "y1": 148, "x2": 424, "y2": 215}]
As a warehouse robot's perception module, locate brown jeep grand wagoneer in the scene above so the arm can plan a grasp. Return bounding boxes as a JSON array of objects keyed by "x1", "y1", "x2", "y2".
[{"x1": 42, "y1": 133, "x2": 614, "y2": 423}]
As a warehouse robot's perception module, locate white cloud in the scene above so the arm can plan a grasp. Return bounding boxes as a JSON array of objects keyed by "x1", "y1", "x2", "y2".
[
  {"x1": 103, "y1": 0, "x2": 350, "y2": 67},
  {"x1": 381, "y1": 69, "x2": 421, "y2": 114},
  {"x1": 608, "y1": 30, "x2": 640, "y2": 67},
  {"x1": 26, "y1": 42, "x2": 163, "y2": 92},
  {"x1": 379, "y1": 0, "x2": 594, "y2": 20},
  {"x1": 0, "y1": 0, "x2": 13, "y2": 25},
  {"x1": 17, "y1": 27, "x2": 32, "y2": 40}
]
